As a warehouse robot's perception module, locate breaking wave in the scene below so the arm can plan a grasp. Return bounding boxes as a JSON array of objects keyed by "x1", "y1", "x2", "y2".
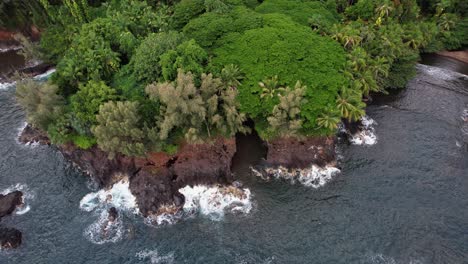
[
  {"x1": 79, "y1": 178, "x2": 138, "y2": 244},
  {"x1": 1, "y1": 183, "x2": 34, "y2": 215},
  {"x1": 364, "y1": 253, "x2": 424, "y2": 264},
  {"x1": 83, "y1": 209, "x2": 124, "y2": 245},
  {"x1": 347, "y1": 116, "x2": 378, "y2": 146},
  {"x1": 0, "y1": 68, "x2": 55, "y2": 91},
  {"x1": 180, "y1": 185, "x2": 253, "y2": 221},
  {"x1": 252, "y1": 165, "x2": 340, "y2": 189},
  {"x1": 136, "y1": 249, "x2": 175, "y2": 264},
  {"x1": 145, "y1": 184, "x2": 253, "y2": 226}
]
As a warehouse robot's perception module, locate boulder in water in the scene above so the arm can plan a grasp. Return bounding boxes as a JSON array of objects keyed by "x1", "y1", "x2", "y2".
[
  {"x1": 0, "y1": 191, "x2": 23, "y2": 218},
  {"x1": 107, "y1": 207, "x2": 118, "y2": 222},
  {"x1": 0, "y1": 227, "x2": 22, "y2": 249}
]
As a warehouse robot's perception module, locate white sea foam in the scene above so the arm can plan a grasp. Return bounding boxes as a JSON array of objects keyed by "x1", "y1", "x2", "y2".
[
  {"x1": 0, "y1": 68, "x2": 55, "y2": 91},
  {"x1": 179, "y1": 185, "x2": 253, "y2": 221},
  {"x1": 136, "y1": 249, "x2": 175, "y2": 264},
  {"x1": 0, "y1": 81, "x2": 16, "y2": 91},
  {"x1": 1, "y1": 183, "x2": 34, "y2": 215},
  {"x1": 79, "y1": 178, "x2": 139, "y2": 214},
  {"x1": 0, "y1": 46, "x2": 21, "y2": 53},
  {"x1": 349, "y1": 115, "x2": 378, "y2": 145},
  {"x1": 33, "y1": 68, "x2": 56, "y2": 81},
  {"x1": 83, "y1": 210, "x2": 123, "y2": 245},
  {"x1": 253, "y1": 165, "x2": 340, "y2": 189},
  {"x1": 80, "y1": 178, "x2": 138, "y2": 244}
]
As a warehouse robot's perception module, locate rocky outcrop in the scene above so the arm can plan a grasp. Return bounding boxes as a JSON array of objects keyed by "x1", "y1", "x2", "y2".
[
  {"x1": 18, "y1": 124, "x2": 50, "y2": 145},
  {"x1": 0, "y1": 191, "x2": 23, "y2": 250},
  {"x1": 264, "y1": 136, "x2": 336, "y2": 168},
  {"x1": 0, "y1": 227, "x2": 22, "y2": 249},
  {"x1": 0, "y1": 191, "x2": 23, "y2": 218},
  {"x1": 19, "y1": 126, "x2": 238, "y2": 217},
  {"x1": 131, "y1": 138, "x2": 236, "y2": 217},
  {"x1": 59, "y1": 144, "x2": 137, "y2": 187}
]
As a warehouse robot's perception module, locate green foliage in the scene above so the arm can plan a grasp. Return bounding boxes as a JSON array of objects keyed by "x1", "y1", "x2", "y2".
[
  {"x1": 183, "y1": 6, "x2": 264, "y2": 49},
  {"x1": 256, "y1": 0, "x2": 339, "y2": 27},
  {"x1": 344, "y1": 0, "x2": 376, "y2": 20},
  {"x1": 92, "y1": 101, "x2": 146, "y2": 158},
  {"x1": 212, "y1": 14, "x2": 346, "y2": 136},
  {"x1": 16, "y1": 80, "x2": 64, "y2": 131},
  {"x1": 70, "y1": 80, "x2": 118, "y2": 133},
  {"x1": 172, "y1": 0, "x2": 206, "y2": 29},
  {"x1": 267, "y1": 81, "x2": 307, "y2": 138},
  {"x1": 70, "y1": 134, "x2": 97, "y2": 149},
  {"x1": 132, "y1": 31, "x2": 184, "y2": 84},
  {"x1": 160, "y1": 39, "x2": 208, "y2": 81},
  {"x1": 13, "y1": 33, "x2": 42, "y2": 62},
  {"x1": 145, "y1": 70, "x2": 247, "y2": 145}
]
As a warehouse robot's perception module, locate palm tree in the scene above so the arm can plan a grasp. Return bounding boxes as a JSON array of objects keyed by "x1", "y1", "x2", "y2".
[
  {"x1": 221, "y1": 64, "x2": 243, "y2": 89},
  {"x1": 375, "y1": 1, "x2": 394, "y2": 19},
  {"x1": 336, "y1": 87, "x2": 366, "y2": 122},
  {"x1": 316, "y1": 112, "x2": 340, "y2": 132},
  {"x1": 259, "y1": 75, "x2": 284, "y2": 98}
]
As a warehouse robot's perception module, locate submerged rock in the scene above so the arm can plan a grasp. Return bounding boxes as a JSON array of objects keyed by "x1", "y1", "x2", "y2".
[
  {"x1": 107, "y1": 207, "x2": 118, "y2": 222},
  {"x1": 0, "y1": 190, "x2": 23, "y2": 218},
  {"x1": 0, "y1": 227, "x2": 22, "y2": 249}
]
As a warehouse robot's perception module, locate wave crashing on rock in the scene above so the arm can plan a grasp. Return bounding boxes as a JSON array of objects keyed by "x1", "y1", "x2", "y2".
[
  {"x1": 1, "y1": 183, "x2": 34, "y2": 215},
  {"x1": 79, "y1": 178, "x2": 138, "y2": 244},
  {"x1": 347, "y1": 116, "x2": 378, "y2": 146},
  {"x1": 145, "y1": 184, "x2": 253, "y2": 225},
  {"x1": 252, "y1": 165, "x2": 340, "y2": 189}
]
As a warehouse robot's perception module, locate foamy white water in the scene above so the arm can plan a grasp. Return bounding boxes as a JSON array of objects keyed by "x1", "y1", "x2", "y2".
[
  {"x1": 83, "y1": 210, "x2": 123, "y2": 245},
  {"x1": 349, "y1": 116, "x2": 378, "y2": 145},
  {"x1": 79, "y1": 178, "x2": 139, "y2": 214},
  {"x1": 0, "y1": 68, "x2": 55, "y2": 91},
  {"x1": 0, "y1": 81, "x2": 16, "y2": 91},
  {"x1": 253, "y1": 164, "x2": 340, "y2": 189},
  {"x1": 33, "y1": 68, "x2": 56, "y2": 81},
  {"x1": 179, "y1": 185, "x2": 253, "y2": 221},
  {"x1": 136, "y1": 249, "x2": 175, "y2": 264},
  {"x1": 1, "y1": 183, "x2": 34, "y2": 215},
  {"x1": 80, "y1": 178, "x2": 138, "y2": 244}
]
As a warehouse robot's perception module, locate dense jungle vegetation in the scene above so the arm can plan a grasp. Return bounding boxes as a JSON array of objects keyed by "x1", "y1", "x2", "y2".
[{"x1": 4, "y1": 0, "x2": 467, "y2": 157}]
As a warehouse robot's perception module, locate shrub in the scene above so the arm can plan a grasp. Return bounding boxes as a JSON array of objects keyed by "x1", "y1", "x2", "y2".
[
  {"x1": 92, "y1": 101, "x2": 146, "y2": 158},
  {"x1": 172, "y1": 0, "x2": 206, "y2": 29},
  {"x1": 255, "y1": 0, "x2": 339, "y2": 27},
  {"x1": 183, "y1": 6, "x2": 264, "y2": 49},
  {"x1": 132, "y1": 31, "x2": 184, "y2": 84},
  {"x1": 212, "y1": 14, "x2": 346, "y2": 136},
  {"x1": 160, "y1": 39, "x2": 208, "y2": 81},
  {"x1": 16, "y1": 80, "x2": 65, "y2": 130},
  {"x1": 70, "y1": 80, "x2": 118, "y2": 133}
]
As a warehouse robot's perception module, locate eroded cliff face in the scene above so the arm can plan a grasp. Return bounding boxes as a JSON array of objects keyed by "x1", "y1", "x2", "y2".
[
  {"x1": 19, "y1": 126, "x2": 237, "y2": 217},
  {"x1": 19, "y1": 125, "x2": 340, "y2": 215}
]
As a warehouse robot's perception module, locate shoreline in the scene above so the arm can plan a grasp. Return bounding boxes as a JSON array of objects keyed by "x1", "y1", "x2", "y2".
[{"x1": 436, "y1": 50, "x2": 468, "y2": 64}]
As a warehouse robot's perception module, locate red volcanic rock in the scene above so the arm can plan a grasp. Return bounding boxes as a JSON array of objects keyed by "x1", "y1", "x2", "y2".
[{"x1": 265, "y1": 136, "x2": 336, "y2": 169}]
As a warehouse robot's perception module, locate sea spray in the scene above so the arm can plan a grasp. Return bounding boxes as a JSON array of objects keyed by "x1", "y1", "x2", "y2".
[
  {"x1": 0, "y1": 183, "x2": 34, "y2": 215},
  {"x1": 144, "y1": 184, "x2": 253, "y2": 226},
  {"x1": 83, "y1": 210, "x2": 124, "y2": 245},
  {"x1": 346, "y1": 115, "x2": 378, "y2": 146},
  {"x1": 136, "y1": 249, "x2": 175, "y2": 264},
  {"x1": 79, "y1": 178, "x2": 139, "y2": 214},
  {"x1": 79, "y1": 178, "x2": 138, "y2": 244},
  {"x1": 252, "y1": 165, "x2": 340, "y2": 189},
  {"x1": 180, "y1": 185, "x2": 253, "y2": 221}
]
